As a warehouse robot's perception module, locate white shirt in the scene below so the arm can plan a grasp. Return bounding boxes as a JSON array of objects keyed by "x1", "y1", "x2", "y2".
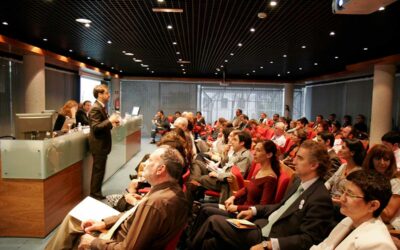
[{"x1": 271, "y1": 134, "x2": 286, "y2": 148}]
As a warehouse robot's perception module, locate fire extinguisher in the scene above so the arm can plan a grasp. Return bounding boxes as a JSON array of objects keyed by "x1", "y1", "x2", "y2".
[{"x1": 114, "y1": 97, "x2": 120, "y2": 111}]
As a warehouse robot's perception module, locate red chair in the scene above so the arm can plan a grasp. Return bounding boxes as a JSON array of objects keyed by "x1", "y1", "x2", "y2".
[
  {"x1": 274, "y1": 163, "x2": 294, "y2": 203},
  {"x1": 164, "y1": 224, "x2": 186, "y2": 250},
  {"x1": 246, "y1": 162, "x2": 261, "y2": 181},
  {"x1": 263, "y1": 128, "x2": 275, "y2": 140},
  {"x1": 204, "y1": 165, "x2": 245, "y2": 198}
]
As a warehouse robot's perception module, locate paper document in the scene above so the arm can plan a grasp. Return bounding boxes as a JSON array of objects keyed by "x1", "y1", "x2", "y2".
[{"x1": 69, "y1": 196, "x2": 120, "y2": 222}]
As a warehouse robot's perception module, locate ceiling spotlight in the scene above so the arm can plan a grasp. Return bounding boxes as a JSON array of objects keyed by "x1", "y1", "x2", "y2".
[
  {"x1": 246, "y1": 73, "x2": 250, "y2": 76},
  {"x1": 120, "y1": 70, "x2": 123, "y2": 73},
  {"x1": 176, "y1": 51, "x2": 180, "y2": 55},
  {"x1": 111, "y1": 67, "x2": 114, "y2": 69},
  {"x1": 283, "y1": 54, "x2": 287, "y2": 58},
  {"x1": 250, "y1": 28, "x2": 255, "y2": 32},
  {"x1": 167, "y1": 25, "x2": 173, "y2": 29},
  {"x1": 230, "y1": 53, "x2": 234, "y2": 56},
  {"x1": 151, "y1": 71, "x2": 155, "y2": 73},
  {"x1": 107, "y1": 40, "x2": 112, "y2": 44},
  {"x1": 301, "y1": 45, "x2": 306, "y2": 49},
  {"x1": 180, "y1": 64, "x2": 184, "y2": 67},
  {"x1": 178, "y1": 58, "x2": 182, "y2": 61},
  {"x1": 252, "y1": 70, "x2": 256, "y2": 73},
  {"x1": 215, "y1": 72, "x2": 218, "y2": 75},
  {"x1": 122, "y1": 51, "x2": 126, "y2": 53},
  {"x1": 287, "y1": 71, "x2": 290, "y2": 74},
  {"x1": 2, "y1": 21, "x2": 8, "y2": 26},
  {"x1": 43, "y1": 38, "x2": 48, "y2": 42},
  {"x1": 224, "y1": 59, "x2": 228, "y2": 62},
  {"x1": 146, "y1": 68, "x2": 150, "y2": 70},
  {"x1": 183, "y1": 72, "x2": 186, "y2": 74},
  {"x1": 270, "y1": 61, "x2": 274, "y2": 64},
  {"x1": 379, "y1": 6, "x2": 385, "y2": 11},
  {"x1": 277, "y1": 74, "x2": 281, "y2": 77},
  {"x1": 69, "y1": 49, "x2": 73, "y2": 52},
  {"x1": 334, "y1": 56, "x2": 339, "y2": 59},
  {"x1": 87, "y1": 57, "x2": 91, "y2": 59},
  {"x1": 270, "y1": 1, "x2": 277, "y2": 7},
  {"x1": 152, "y1": 8, "x2": 183, "y2": 13},
  {"x1": 299, "y1": 67, "x2": 303, "y2": 70},
  {"x1": 330, "y1": 31, "x2": 335, "y2": 36},
  {"x1": 76, "y1": 18, "x2": 92, "y2": 24},
  {"x1": 101, "y1": 62, "x2": 104, "y2": 65},
  {"x1": 221, "y1": 65, "x2": 224, "y2": 68},
  {"x1": 258, "y1": 12, "x2": 267, "y2": 19},
  {"x1": 172, "y1": 42, "x2": 177, "y2": 45},
  {"x1": 157, "y1": 0, "x2": 164, "y2": 2},
  {"x1": 260, "y1": 66, "x2": 264, "y2": 69},
  {"x1": 125, "y1": 52, "x2": 134, "y2": 56},
  {"x1": 314, "y1": 62, "x2": 318, "y2": 66},
  {"x1": 134, "y1": 59, "x2": 142, "y2": 62},
  {"x1": 84, "y1": 23, "x2": 91, "y2": 28},
  {"x1": 216, "y1": 68, "x2": 221, "y2": 71},
  {"x1": 238, "y1": 43, "x2": 243, "y2": 47},
  {"x1": 363, "y1": 47, "x2": 368, "y2": 51}
]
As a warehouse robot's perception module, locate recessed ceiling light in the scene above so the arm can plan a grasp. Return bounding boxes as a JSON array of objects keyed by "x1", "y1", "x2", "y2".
[
  {"x1": 216, "y1": 68, "x2": 221, "y2": 71},
  {"x1": 252, "y1": 70, "x2": 256, "y2": 73},
  {"x1": 363, "y1": 47, "x2": 368, "y2": 51},
  {"x1": 101, "y1": 62, "x2": 104, "y2": 65},
  {"x1": 151, "y1": 71, "x2": 155, "y2": 73},
  {"x1": 125, "y1": 52, "x2": 134, "y2": 56},
  {"x1": 176, "y1": 52, "x2": 180, "y2": 55},
  {"x1": 87, "y1": 57, "x2": 91, "y2": 59},
  {"x1": 221, "y1": 65, "x2": 224, "y2": 68},
  {"x1": 246, "y1": 73, "x2": 250, "y2": 76},
  {"x1": 183, "y1": 72, "x2": 186, "y2": 74},
  {"x1": 287, "y1": 71, "x2": 290, "y2": 74},
  {"x1": 314, "y1": 62, "x2": 318, "y2": 66},
  {"x1": 167, "y1": 25, "x2": 173, "y2": 29},
  {"x1": 2, "y1": 21, "x2": 8, "y2": 26},
  {"x1": 258, "y1": 12, "x2": 267, "y2": 19},
  {"x1": 283, "y1": 54, "x2": 287, "y2": 58},
  {"x1": 146, "y1": 68, "x2": 150, "y2": 70},
  {"x1": 120, "y1": 70, "x2": 123, "y2": 73},
  {"x1": 157, "y1": 0, "x2": 164, "y2": 2},
  {"x1": 180, "y1": 64, "x2": 184, "y2": 67},
  {"x1": 299, "y1": 67, "x2": 303, "y2": 70},
  {"x1": 270, "y1": 61, "x2": 274, "y2": 64},
  {"x1": 111, "y1": 67, "x2": 114, "y2": 69},
  {"x1": 172, "y1": 42, "x2": 177, "y2": 45},
  {"x1": 107, "y1": 40, "x2": 112, "y2": 44},
  {"x1": 260, "y1": 66, "x2": 264, "y2": 69},
  {"x1": 84, "y1": 23, "x2": 90, "y2": 28},
  {"x1": 330, "y1": 31, "x2": 335, "y2": 36},
  {"x1": 43, "y1": 38, "x2": 48, "y2": 42},
  {"x1": 134, "y1": 59, "x2": 142, "y2": 62},
  {"x1": 230, "y1": 53, "x2": 234, "y2": 56},
  {"x1": 182, "y1": 68, "x2": 185, "y2": 71},
  {"x1": 379, "y1": 6, "x2": 385, "y2": 11},
  {"x1": 152, "y1": 8, "x2": 183, "y2": 13},
  {"x1": 76, "y1": 18, "x2": 92, "y2": 24},
  {"x1": 238, "y1": 43, "x2": 243, "y2": 47},
  {"x1": 215, "y1": 72, "x2": 218, "y2": 75},
  {"x1": 334, "y1": 56, "x2": 339, "y2": 59},
  {"x1": 277, "y1": 74, "x2": 281, "y2": 77},
  {"x1": 69, "y1": 49, "x2": 73, "y2": 52},
  {"x1": 301, "y1": 45, "x2": 306, "y2": 49},
  {"x1": 225, "y1": 59, "x2": 228, "y2": 62},
  {"x1": 141, "y1": 64, "x2": 149, "y2": 67},
  {"x1": 270, "y1": 1, "x2": 277, "y2": 7},
  {"x1": 250, "y1": 28, "x2": 255, "y2": 32},
  {"x1": 122, "y1": 51, "x2": 126, "y2": 53}
]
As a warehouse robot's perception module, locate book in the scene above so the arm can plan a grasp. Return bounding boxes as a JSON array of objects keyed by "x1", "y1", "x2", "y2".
[
  {"x1": 226, "y1": 219, "x2": 257, "y2": 229},
  {"x1": 69, "y1": 196, "x2": 120, "y2": 222}
]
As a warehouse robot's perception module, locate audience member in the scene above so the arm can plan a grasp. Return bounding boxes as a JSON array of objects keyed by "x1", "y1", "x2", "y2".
[
  {"x1": 76, "y1": 100, "x2": 91, "y2": 126},
  {"x1": 342, "y1": 115, "x2": 352, "y2": 128},
  {"x1": 53, "y1": 99, "x2": 78, "y2": 131},
  {"x1": 311, "y1": 170, "x2": 395, "y2": 250},
  {"x1": 150, "y1": 110, "x2": 170, "y2": 144},
  {"x1": 271, "y1": 122, "x2": 286, "y2": 148},
  {"x1": 316, "y1": 132, "x2": 342, "y2": 180},
  {"x1": 232, "y1": 109, "x2": 243, "y2": 128},
  {"x1": 354, "y1": 114, "x2": 368, "y2": 134},
  {"x1": 382, "y1": 131, "x2": 400, "y2": 171}
]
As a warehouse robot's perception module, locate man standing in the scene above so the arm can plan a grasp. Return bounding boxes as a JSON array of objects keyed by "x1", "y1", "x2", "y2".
[
  {"x1": 45, "y1": 147, "x2": 189, "y2": 249},
  {"x1": 190, "y1": 140, "x2": 334, "y2": 250},
  {"x1": 76, "y1": 100, "x2": 91, "y2": 126},
  {"x1": 232, "y1": 109, "x2": 243, "y2": 128},
  {"x1": 89, "y1": 84, "x2": 119, "y2": 200}
]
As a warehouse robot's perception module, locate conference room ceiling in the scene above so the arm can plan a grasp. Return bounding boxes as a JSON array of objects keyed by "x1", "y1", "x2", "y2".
[{"x1": 0, "y1": 0, "x2": 399, "y2": 81}]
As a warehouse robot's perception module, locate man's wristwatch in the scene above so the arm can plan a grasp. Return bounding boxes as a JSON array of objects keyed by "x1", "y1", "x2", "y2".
[{"x1": 262, "y1": 240, "x2": 270, "y2": 250}]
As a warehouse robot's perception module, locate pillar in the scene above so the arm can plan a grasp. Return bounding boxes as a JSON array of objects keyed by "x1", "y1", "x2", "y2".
[
  {"x1": 23, "y1": 54, "x2": 45, "y2": 112},
  {"x1": 284, "y1": 83, "x2": 294, "y2": 119},
  {"x1": 110, "y1": 77, "x2": 121, "y2": 113},
  {"x1": 369, "y1": 64, "x2": 396, "y2": 145}
]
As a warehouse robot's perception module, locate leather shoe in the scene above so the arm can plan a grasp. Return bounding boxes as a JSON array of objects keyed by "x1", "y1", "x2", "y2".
[{"x1": 91, "y1": 193, "x2": 106, "y2": 200}]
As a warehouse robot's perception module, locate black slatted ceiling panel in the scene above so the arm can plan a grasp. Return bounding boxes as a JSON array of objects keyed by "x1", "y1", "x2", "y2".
[{"x1": 0, "y1": 0, "x2": 399, "y2": 81}]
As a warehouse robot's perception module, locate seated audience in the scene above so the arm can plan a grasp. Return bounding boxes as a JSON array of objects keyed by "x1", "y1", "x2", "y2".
[
  {"x1": 259, "y1": 112, "x2": 268, "y2": 124},
  {"x1": 354, "y1": 114, "x2": 368, "y2": 134},
  {"x1": 282, "y1": 129, "x2": 307, "y2": 168},
  {"x1": 53, "y1": 99, "x2": 78, "y2": 131},
  {"x1": 232, "y1": 109, "x2": 243, "y2": 128},
  {"x1": 342, "y1": 115, "x2": 352, "y2": 128},
  {"x1": 312, "y1": 114, "x2": 324, "y2": 130},
  {"x1": 382, "y1": 131, "x2": 400, "y2": 171},
  {"x1": 76, "y1": 100, "x2": 91, "y2": 126},
  {"x1": 362, "y1": 144, "x2": 400, "y2": 230},
  {"x1": 331, "y1": 120, "x2": 341, "y2": 137},
  {"x1": 189, "y1": 140, "x2": 334, "y2": 250},
  {"x1": 311, "y1": 170, "x2": 395, "y2": 250},
  {"x1": 271, "y1": 122, "x2": 286, "y2": 148},
  {"x1": 150, "y1": 110, "x2": 170, "y2": 144},
  {"x1": 316, "y1": 132, "x2": 342, "y2": 180},
  {"x1": 45, "y1": 146, "x2": 189, "y2": 250}
]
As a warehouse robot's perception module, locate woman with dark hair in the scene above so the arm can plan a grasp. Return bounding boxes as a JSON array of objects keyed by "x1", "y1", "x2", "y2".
[
  {"x1": 282, "y1": 129, "x2": 307, "y2": 168},
  {"x1": 189, "y1": 140, "x2": 280, "y2": 238},
  {"x1": 311, "y1": 170, "x2": 396, "y2": 250},
  {"x1": 362, "y1": 144, "x2": 400, "y2": 230},
  {"x1": 325, "y1": 138, "x2": 366, "y2": 202},
  {"x1": 331, "y1": 120, "x2": 342, "y2": 137}
]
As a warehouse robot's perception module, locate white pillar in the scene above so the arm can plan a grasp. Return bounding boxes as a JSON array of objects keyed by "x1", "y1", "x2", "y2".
[
  {"x1": 370, "y1": 64, "x2": 396, "y2": 145},
  {"x1": 284, "y1": 83, "x2": 294, "y2": 119},
  {"x1": 23, "y1": 54, "x2": 46, "y2": 112}
]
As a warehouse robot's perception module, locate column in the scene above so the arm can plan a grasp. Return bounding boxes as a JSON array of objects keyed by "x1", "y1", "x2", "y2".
[
  {"x1": 23, "y1": 54, "x2": 46, "y2": 112},
  {"x1": 369, "y1": 64, "x2": 396, "y2": 145},
  {"x1": 111, "y1": 77, "x2": 121, "y2": 113},
  {"x1": 284, "y1": 83, "x2": 294, "y2": 119}
]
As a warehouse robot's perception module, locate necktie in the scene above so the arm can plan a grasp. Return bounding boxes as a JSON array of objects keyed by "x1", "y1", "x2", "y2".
[
  {"x1": 99, "y1": 196, "x2": 148, "y2": 240},
  {"x1": 261, "y1": 185, "x2": 304, "y2": 237}
]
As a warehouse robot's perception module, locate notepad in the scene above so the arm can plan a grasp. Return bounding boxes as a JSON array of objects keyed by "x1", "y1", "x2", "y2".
[
  {"x1": 69, "y1": 196, "x2": 120, "y2": 222},
  {"x1": 226, "y1": 219, "x2": 257, "y2": 229}
]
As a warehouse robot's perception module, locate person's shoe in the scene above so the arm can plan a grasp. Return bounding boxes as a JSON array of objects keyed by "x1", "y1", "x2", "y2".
[
  {"x1": 150, "y1": 140, "x2": 156, "y2": 144},
  {"x1": 91, "y1": 193, "x2": 106, "y2": 200}
]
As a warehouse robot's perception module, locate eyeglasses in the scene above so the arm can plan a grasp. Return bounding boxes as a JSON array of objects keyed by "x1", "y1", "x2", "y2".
[{"x1": 340, "y1": 187, "x2": 364, "y2": 199}]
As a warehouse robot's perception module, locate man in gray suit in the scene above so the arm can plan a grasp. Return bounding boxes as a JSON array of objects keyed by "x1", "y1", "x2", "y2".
[{"x1": 89, "y1": 84, "x2": 119, "y2": 200}]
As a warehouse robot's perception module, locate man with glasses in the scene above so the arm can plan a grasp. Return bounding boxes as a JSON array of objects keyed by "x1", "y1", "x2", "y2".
[
  {"x1": 189, "y1": 140, "x2": 334, "y2": 250},
  {"x1": 311, "y1": 170, "x2": 396, "y2": 249}
]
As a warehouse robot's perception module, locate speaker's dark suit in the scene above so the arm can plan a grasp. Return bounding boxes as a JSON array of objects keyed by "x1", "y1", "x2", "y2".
[
  {"x1": 191, "y1": 178, "x2": 334, "y2": 250},
  {"x1": 88, "y1": 100, "x2": 113, "y2": 197}
]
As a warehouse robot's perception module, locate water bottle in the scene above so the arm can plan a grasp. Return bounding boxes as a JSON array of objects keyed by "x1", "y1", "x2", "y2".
[
  {"x1": 44, "y1": 131, "x2": 51, "y2": 140},
  {"x1": 78, "y1": 122, "x2": 82, "y2": 131}
]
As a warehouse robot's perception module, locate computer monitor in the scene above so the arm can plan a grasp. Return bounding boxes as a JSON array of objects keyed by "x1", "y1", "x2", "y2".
[
  {"x1": 131, "y1": 106, "x2": 140, "y2": 116},
  {"x1": 15, "y1": 112, "x2": 56, "y2": 140}
]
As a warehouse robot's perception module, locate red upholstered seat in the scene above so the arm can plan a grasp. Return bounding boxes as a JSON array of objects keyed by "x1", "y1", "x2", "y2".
[
  {"x1": 164, "y1": 224, "x2": 186, "y2": 250},
  {"x1": 204, "y1": 165, "x2": 245, "y2": 198},
  {"x1": 274, "y1": 164, "x2": 294, "y2": 203}
]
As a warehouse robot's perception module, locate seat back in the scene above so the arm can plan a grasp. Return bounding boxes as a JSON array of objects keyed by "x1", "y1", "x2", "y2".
[
  {"x1": 182, "y1": 169, "x2": 190, "y2": 192},
  {"x1": 164, "y1": 225, "x2": 186, "y2": 250},
  {"x1": 274, "y1": 163, "x2": 295, "y2": 203},
  {"x1": 246, "y1": 162, "x2": 261, "y2": 180},
  {"x1": 229, "y1": 165, "x2": 245, "y2": 192}
]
